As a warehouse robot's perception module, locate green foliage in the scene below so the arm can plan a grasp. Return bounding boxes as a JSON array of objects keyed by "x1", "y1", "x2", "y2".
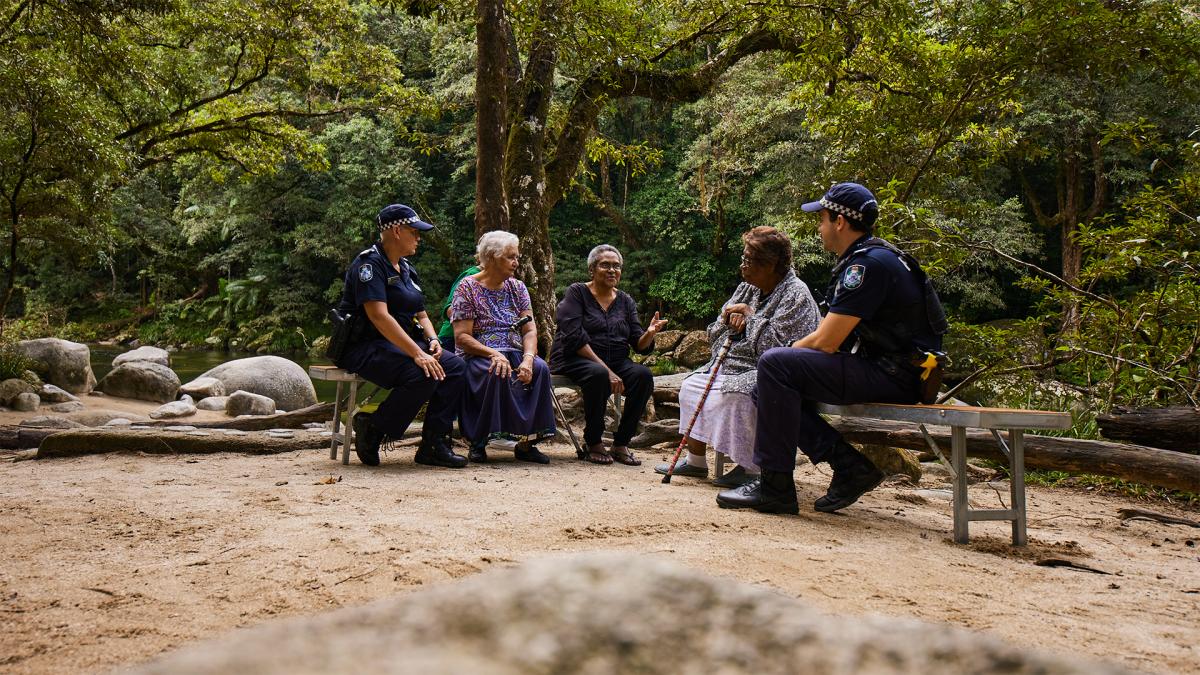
[{"x1": 0, "y1": 342, "x2": 34, "y2": 381}]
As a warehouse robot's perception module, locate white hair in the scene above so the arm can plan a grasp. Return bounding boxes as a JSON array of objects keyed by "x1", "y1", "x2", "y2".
[
  {"x1": 476, "y1": 230, "x2": 520, "y2": 268},
  {"x1": 586, "y1": 244, "x2": 623, "y2": 272}
]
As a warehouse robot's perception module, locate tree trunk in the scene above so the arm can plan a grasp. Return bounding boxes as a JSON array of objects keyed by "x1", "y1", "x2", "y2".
[
  {"x1": 474, "y1": 0, "x2": 510, "y2": 238},
  {"x1": 827, "y1": 417, "x2": 1200, "y2": 494},
  {"x1": 37, "y1": 428, "x2": 330, "y2": 458},
  {"x1": 1096, "y1": 406, "x2": 1199, "y2": 454}
]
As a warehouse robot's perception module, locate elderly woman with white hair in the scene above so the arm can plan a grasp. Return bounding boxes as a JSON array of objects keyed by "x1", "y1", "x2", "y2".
[
  {"x1": 549, "y1": 244, "x2": 668, "y2": 465},
  {"x1": 450, "y1": 231, "x2": 556, "y2": 464}
]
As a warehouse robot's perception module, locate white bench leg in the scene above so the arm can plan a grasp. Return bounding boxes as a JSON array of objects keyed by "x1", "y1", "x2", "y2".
[
  {"x1": 343, "y1": 379, "x2": 358, "y2": 465},
  {"x1": 330, "y1": 381, "x2": 344, "y2": 461},
  {"x1": 1010, "y1": 429, "x2": 1027, "y2": 546},
  {"x1": 952, "y1": 425, "x2": 969, "y2": 544}
]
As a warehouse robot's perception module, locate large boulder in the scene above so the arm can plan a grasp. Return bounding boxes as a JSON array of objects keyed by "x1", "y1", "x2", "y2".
[
  {"x1": 199, "y1": 356, "x2": 316, "y2": 412},
  {"x1": 196, "y1": 396, "x2": 230, "y2": 412},
  {"x1": 97, "y1": 361, "x2": 180, "y2": 403},
  {"x1": 227, "y1": 390, "x2": 276, "y2": 417},
  {"x1": 179, "y1": 376, "x2": 227, "y2": 400},
  {"x1": 651, "y1": 372, "x2": 693, "y2": 404},
  {"x1": 128, "y1": 553, "x2": 1123, "y2": 675},
  {"x1": 15, "y1": 338, "x2": 96, "y2": 394},
  {"x1": 0, "y1": 378, "x2": 35, "y2": 405},
  {"x1": 673, "y1": 331, "x2": 712, "y2": 369},
  {"x1": 37, "y1": 384, "x2": 78, "y2": 403},
  {"x1": 112, "y1": 346, "x2": 171, "y2": 368},
  {"x1": 652, "y1": 329, "x2": 686, "y2": 353},
  {"x1": 12, "y1": 392, "x2": 40, "y2": 412}
]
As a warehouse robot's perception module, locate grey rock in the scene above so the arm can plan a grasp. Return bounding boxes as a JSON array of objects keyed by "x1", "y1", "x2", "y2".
[
  {"x1": 89, "y1": 391, "x2": 106, "y2": 396},
  {"x1": 652, "y1": 329, "x2": 686, "y2": 353},
  {"x1": 221, "y1": 429, "x2": 248, "y2": 436},
  {"x1": 66, "y1": 410, "x2": 151, "y2": 426},
  {"x1": 673, "y1": 331, "x2": 712, "y2": 369},
  {"x1": 112, "y1": 346, "x2": 171, "y2": 368},
  {"x1": 38, "y1": 383, "x2": 79, "y2": 403},
  {"x1": 150, "y1": 395, "x2": 198, "y2": 420},
  {"x1": 196, "y1": 396, "x2": 230, "y2": 411},
  {"x1": 179, "y1": 376, "x2": 227, "y2": 400},
  {"x1": 18, "y1": 416, "x2": 85, "y2": 429},
  {"x1": 629, "y1": 418, "x2": 681, "y2": 448},
  {"x1": 15, "y1": 338, "x2": 96, "y2": 394},
  {"x1": 227, "y1": 390, "x2": 276, "y2": 417},
  {"x1": 20, "y1": 369, "x2": 43, "y2": 388},
  {"x1": 13, "y1": 392, "x2": 40, "y2": 411},
  {"x1": 651, "y1": 372, "x2": 693, "y2": 404},
  {"x1": 265, "y1": 430, "x2": 294, "y2": 439},
  {"x1": 0, "y1": 378, "x2": 35, "y2": 405},
  {"x1": 302, "y1": 422, "x2": 324, "y2": 430},
  {"x1": 164, "y1": 425, "x2": 199, "y2": 432},
  {"x1": 187, "y1": 430, "x2": 214, "y2": 437},
  {"x1": 49, "y1": 401, "x2": 85, "y2": 413},
  {"x1": 128, "y1": 553, "x2": 1126, "y2": 675},
  {"x1": 129, "y1": 425, "x2": 153, "y2": 430},
  {"x1": 104, "y1": 418, "x2": 134, "y2": 427},
  {"x1": 97, "y1": 361, "x2": 180, "y2": 403},
  {"x1": 199, "y1": 356, "x2": 317, "y2": 412}
]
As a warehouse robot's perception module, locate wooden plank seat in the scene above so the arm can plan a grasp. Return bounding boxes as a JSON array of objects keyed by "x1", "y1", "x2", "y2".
[
  {"x1": 308, "y1": 365, "x2": 377, "y2": 465},
  {"x1": 715, "y1": 402, "x2": 1071, "y2": 546}
]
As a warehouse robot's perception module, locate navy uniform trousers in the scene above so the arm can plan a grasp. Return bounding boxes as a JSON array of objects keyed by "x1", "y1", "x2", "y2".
[
  {"x1": 752, "y1": 347, "x2": 917, "y2": 473},
  {"x1": 349, "y1": 338, "x2": 465, "y2": 439}
]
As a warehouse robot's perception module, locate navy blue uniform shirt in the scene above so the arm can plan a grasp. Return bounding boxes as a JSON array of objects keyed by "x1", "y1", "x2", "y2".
[
  {"x1": 336, "y1": 242, "x2": 426, "y2": 340},
  {"x1": 827, "y1": 235, "x2": 940, "y2": 353}
]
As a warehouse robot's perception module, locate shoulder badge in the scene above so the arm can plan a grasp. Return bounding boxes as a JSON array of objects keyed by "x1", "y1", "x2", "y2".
[
  {"x1": 358, "y1": 265, "x2": 374, "y2": 283},
  {"x1": 842, "y1": 264, "x2": 865, "y2": 290}
]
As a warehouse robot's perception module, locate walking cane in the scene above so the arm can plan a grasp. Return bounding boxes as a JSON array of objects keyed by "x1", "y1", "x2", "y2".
[{"x1": 662, "y1": 330, "x2": 741, "y2": 484}]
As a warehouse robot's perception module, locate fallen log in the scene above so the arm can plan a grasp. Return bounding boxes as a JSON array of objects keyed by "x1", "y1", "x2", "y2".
[
  {"x1": 37, "y1": 428, "x2": 329, "y2": 459},
  {"x1": 142, "y1": 403, "x2": 335, "y2": 431},
  {"x1": 827, "y1": 417, "x2": 1200, "y2": 494},
  {"x1": 1096, "y1": 406, "x2": 1198, "y2": 454},
  {"x1": 0, "y1": 426, "x2": 62, "y2": 449}
]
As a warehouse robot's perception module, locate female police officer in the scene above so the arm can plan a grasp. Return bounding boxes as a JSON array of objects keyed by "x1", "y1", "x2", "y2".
[{"x1": 333, "y1": 204, "x2": 468, "y2": 468}]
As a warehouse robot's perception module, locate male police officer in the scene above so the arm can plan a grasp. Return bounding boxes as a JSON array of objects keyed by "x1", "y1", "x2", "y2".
[
  {"x1": 717, "y1": 182, "x2": 946, "y2": 514},
  {"x1": 334, "y1": 204, "x2": 468, "y2": 468}
]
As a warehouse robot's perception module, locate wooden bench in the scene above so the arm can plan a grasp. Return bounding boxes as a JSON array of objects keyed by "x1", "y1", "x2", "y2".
[
  {"x1": 308, "y1": 365, "x2": 374, "y2": 465},
  {"x1": 715, "y1": 402, "x2": 1072, "y2": 546}
]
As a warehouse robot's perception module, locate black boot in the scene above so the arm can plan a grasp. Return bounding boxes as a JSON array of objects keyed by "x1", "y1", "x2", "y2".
[
  {"x1": 813, "y1": 442, "x2": 885, "y2": 513},
  {"x1": 352, "y1": 412, "x2": 383, "y2": 466},
  {"x1": 715, "y1": 469, "x2": 798, "y2": 514},
  {"x1": 468, "y1": 438, "x2": 488, "y2": 463},
  {"x1": 415, "y1": 433, "x2": 468, "y2": 468}
]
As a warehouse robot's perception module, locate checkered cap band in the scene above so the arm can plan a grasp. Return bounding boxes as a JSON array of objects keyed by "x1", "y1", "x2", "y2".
[
  {"x1": 379, "y1": 214, "x2": 420, "y2": 230},
  {"x1": 820, "y1": 197, "x2": 876, "y2": 222}
]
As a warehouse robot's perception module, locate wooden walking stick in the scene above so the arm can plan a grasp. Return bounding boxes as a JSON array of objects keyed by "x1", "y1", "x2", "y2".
[{"x1": 662, "y1": 331, "x2": 740, "y2": 484}]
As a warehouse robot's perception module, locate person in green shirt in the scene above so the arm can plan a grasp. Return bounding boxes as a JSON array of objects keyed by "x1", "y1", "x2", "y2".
[{"x1": 438, "y1": 265, "x2": 481, "y2": 353}]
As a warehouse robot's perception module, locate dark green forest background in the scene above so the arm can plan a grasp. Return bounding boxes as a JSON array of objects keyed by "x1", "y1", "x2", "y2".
[{"x1": 1, "y1": 0, "x2": 1197, "y2": 415}]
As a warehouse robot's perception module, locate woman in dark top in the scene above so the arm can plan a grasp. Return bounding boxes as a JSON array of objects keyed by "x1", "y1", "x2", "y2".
[{"x1": 550, "y1": 244, "x2": 668, "y2": 465}]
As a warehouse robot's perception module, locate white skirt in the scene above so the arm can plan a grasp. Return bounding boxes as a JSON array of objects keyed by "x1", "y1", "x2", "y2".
[{"x1": 676, "y1": 371, "x2": 758, "y2": 471}]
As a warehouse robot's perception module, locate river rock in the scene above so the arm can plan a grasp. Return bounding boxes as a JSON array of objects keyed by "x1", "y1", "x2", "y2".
[
  {"x1": 653, "y1": 329, "x2": 686, "y2": 353},
  {"x1": 127, "y1": 552, "x2": 1123, "y2": 675},
  {"x1": 12, "y1": 392, "x2": 40, "y2": 412},
  {"x1": 150, "y1": 395, "x2": 197, "y2": 420},
  {"x1": 104, "y1": 418, "x2": 134, "y2": 427},
  {"x1": 179, "y1": 377, "x2": 227, "y2": 400},
  {"x1": 651, "y1": 372, "x2": 692, "y2": 403},
  {"x1": 196, "y1": 396, "x2": 230, "y2": 411},
  {"x1": 859, "y1": 444, "x2": 922, "y2": 483},
  {"x1": 66, "y1": 410, "x2": 151, "y2": 427},
  {"x1": 49, "y1": 401, "x2": 85, "y2": 413},
  {"x1": 15, "y1": 338, "x2": 96, "y2": 394},
  {"x1": 97, "y1": 361, "x2": 180, "y2": 403},
  {"x1": 0, "y1": 378, "x2": 35, "y2": 405},
  {"x1": 112, "y1": 346, "x2": 171, "y2": 368},
  {"x1": 199, "y1": 356, "x2": 316, "y2": 412},
  {"x1": 629, "y1": 418, "x2": 681, "y2": 448},
  {"x1": 227, "y1": 390, "x2": 276, "y2": 417},
  {"x1": 673, "y1": 331, "x2": 711, "y2": 368},
  {"x1": 19, "y1": 416, "x2": 85, "y2": 429},
  {"x1": 37, "y1": 383, "x2": 78, "y2": 403}
]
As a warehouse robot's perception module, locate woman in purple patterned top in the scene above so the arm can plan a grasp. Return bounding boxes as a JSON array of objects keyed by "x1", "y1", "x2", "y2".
[{"x1": 450, "y1": 231, "x2": 556, "y2": 464}]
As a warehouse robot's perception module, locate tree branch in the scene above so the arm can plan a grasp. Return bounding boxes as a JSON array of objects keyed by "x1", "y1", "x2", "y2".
[{"x1": 963, "y1": 239, "x2": 1121, "y2": 313}]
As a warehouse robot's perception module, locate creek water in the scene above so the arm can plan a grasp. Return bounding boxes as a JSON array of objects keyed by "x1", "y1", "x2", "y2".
[{"x1": 89, "y1": 346, "x2": 340, "y2": 403}]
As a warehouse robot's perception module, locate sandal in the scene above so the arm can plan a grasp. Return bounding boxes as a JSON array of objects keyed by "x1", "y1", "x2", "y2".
[
  {"x1": 610, "y1": 446, "x2": 641, "y2": 466},
  {"x1": 583, "y1": 442, "x2": 612, "y2": 465}
]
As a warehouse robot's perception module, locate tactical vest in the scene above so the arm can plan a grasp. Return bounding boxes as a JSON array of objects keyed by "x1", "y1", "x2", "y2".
[{"x1": 826, "y1": 238, "x2": 948, "y2": 358}]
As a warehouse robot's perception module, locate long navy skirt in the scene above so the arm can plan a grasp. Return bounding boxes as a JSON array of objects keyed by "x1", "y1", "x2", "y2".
[{"x1": 459, "y1": 350, "x2": 557, "y2": 443}]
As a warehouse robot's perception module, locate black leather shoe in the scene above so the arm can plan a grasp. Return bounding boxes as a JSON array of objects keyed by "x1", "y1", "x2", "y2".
[
  {"x1": 352, "y1": 413, "x2": 382, "y2": 466},
  {"x1": 415, "y1": 435, "x2": 468, "y2": 468},
  {"x1": 468, "y1": 439, "x2": 488, "y2": 463},
  {"x1": 712, "y1": 465, "x2": 756, "y2": 489},
  {"x1": 715, "y1": 469, "x2": 798, "y2": 514},
  {"x1": 514, "y1": 442, "x2": 550, "y2": 465},
  {"x1": 814, "y1": 444, "x2": 885, "y2": 513}
]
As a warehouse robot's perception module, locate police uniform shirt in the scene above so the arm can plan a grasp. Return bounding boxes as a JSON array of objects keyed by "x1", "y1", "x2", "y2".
[
  {"x1": 337, "y1": 243, "x2": 426, "y2": 330},
  {"x1": 827, "y1": 236, "x2": 939, "y2": 353}
]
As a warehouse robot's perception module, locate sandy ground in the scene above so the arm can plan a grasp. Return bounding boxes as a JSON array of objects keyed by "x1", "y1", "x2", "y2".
[{"x1": 0, "y1": 397, "x2": 1197, "y2": 674}]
